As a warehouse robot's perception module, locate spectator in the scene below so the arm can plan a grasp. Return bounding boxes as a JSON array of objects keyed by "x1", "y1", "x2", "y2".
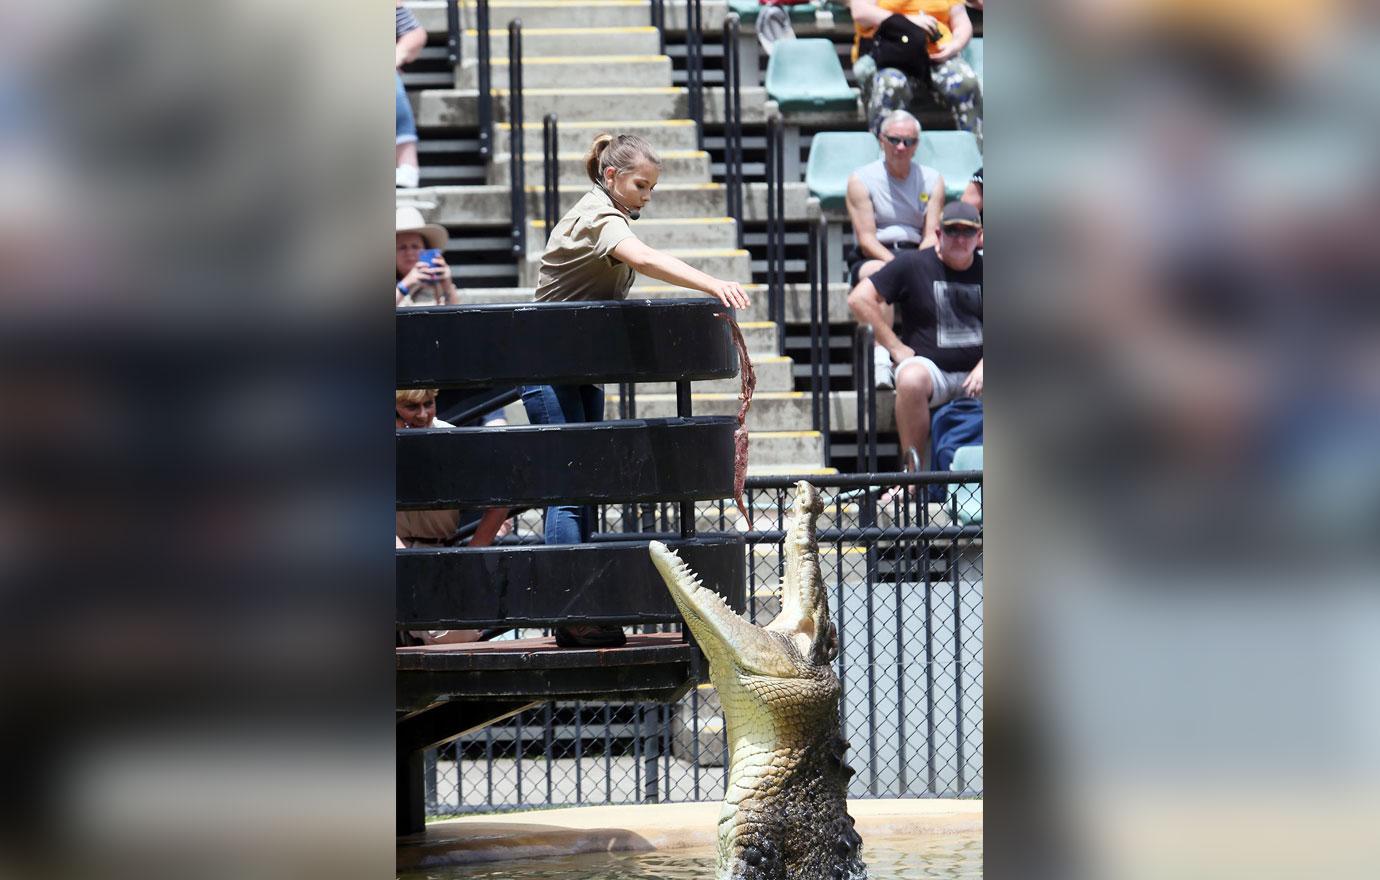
[
  {"x1": 395, "y1": 205, "x2": 457, "y2": 306},
  {"x1": 525, "y1": 132, "x2": 749, "y2": 647},
  {"x1": 396, "y1": 0, "x2": 427, "y2": 188},
  {"x1": 847, "y1": 202, "x2": 983, "y2": 475},
  {"x1": 962, "y1": 166, "x2": 982, "y2": 218},
  {"x1": 845, "y1": 109, "x2": 946, "y2": 388},
  {"x1": 849, "y1": 1, "x2": 983, "y2": 147},
  {"x1": 755, "y1": 1, "x2": 807, "y2": 55}
]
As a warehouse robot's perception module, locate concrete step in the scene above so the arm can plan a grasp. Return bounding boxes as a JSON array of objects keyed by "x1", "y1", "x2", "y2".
[
  {"x1": 457, "y1": 54, "x2": 672, "y2": 90},
  {"x1": 517, "y1": 248, "x2": 751, "y2": 286},
  {"x1": 410, "y1": 0, "x2": 657, "y2": 31},
  {"x1": 495, "y1": 118, "x2": 700, "y2": 154},
  {"x1": 409, "y1": 1, "x2": 731, "y2": 33},
  {"x1": 415, "y1": 86, "x2": 774, "y2": 127},
  {"x1": 491, "y1": 149, "x2": 708, "y2": 186},
  {"x1": 458, "y1": 26, "x2": 661, "y2": 60},
  {"x1": 455, "y1": 281, "x2": 855, "y2": 324},
  {"x1": 631, "y1": 353, "x2": 793, "y2": 393},
  {"x1": 604, "y1": 390, "x2": 898, "y2": 433},
  {"x1": 409, "y1": 182, "x2": 811, "y2": 224},
  {"x1": 527, "y1": 216, "x2": 736, "y2": 252}
]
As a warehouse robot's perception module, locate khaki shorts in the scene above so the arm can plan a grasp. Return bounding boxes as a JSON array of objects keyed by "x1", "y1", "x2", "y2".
[{"x1": 895, "y1": 355, "x2": 970, "y2": 408}]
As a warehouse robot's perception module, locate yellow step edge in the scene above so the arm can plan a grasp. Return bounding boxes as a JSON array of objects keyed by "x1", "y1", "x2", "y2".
[
  {"x1": 752, "y1": 431, "x2": 824, "y2": 439},
  {"x1": 491, "y1": 86, "x2": 681, "y2": 95},
  {"x1": 661, "y1": 249, "x2": 751, "y2": 257},
  {"x1": 507, "y1": 149, "x2": 706, "y2": 160},
  {"x1": 739, "y1": 321, "x2": 776, "y2": 328},
  {"x1": 530, "y1": 217, "x2": 733, "y2": 227},
  {"x1": 500, "y1": 119, "x2": 694, "y2": 130},
  {"x1": 490, "y1": 1, "x2": 648, "y2": 6},
  {"x1": 488, "y1": 55, "x2": 669, "y2": 65},
  {"x1": 606, "y1": 391, "x2": 809, "y2": 400},
  {"x1": 465, "y1": 27, "x2": 658, "y2": 36},
  {"x1": 525, "y1": 182, "x2": 719, "y2": 192}
]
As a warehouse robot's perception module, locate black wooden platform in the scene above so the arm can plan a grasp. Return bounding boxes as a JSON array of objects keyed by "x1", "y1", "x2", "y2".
[{"x1": 395, "y1": 299, "x2": 745, "y2": 836}]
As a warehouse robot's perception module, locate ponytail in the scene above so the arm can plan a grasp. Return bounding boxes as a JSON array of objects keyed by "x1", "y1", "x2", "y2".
[{"x1": 584, "y1": 132, "x2": 663, "y2": 187}]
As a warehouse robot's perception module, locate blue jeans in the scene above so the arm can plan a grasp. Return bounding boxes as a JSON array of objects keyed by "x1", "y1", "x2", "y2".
[
  {"x1": 395, "y1": 73, "x2": 417, "y2": 145},
  {"x1": 521, "y1": 384, "x2": 605, "y2": 545}
]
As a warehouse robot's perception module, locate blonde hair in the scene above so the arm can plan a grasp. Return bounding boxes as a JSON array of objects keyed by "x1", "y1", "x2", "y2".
[
  {"x1": 584, "y1": 133, "x2": 662, "y2": 186},
  {"x1": 395, "y1": 388, "x2": 437, "y2": 405}
]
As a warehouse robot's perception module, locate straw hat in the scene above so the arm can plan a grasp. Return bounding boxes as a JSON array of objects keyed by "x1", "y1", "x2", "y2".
[{"x1": 395, "y1": 205, "x2": 448, "y2": 249}]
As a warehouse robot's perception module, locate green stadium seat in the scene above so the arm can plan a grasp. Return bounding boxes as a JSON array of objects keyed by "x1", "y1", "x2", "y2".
[
  {"x1": 950, "y1": 444, "x2": 983, "y2": 526},
  {"x1": 765, "y1": 38, "x2": 857, "y2": 114},
  {"x1": 962, "y1": 37, "x2": 983, "y2": 89},
  {"x1": 805, "y1": 131, "x2": 879, "y2": 211},
  {"x1": 917, "y1": 131, "x2": 982, "y2": 201}
]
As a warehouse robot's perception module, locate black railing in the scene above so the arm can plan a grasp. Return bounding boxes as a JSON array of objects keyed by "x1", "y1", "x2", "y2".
[
  {"x1": 808, "y1": 209, "x2": 832, "y2": 458},
  {"x1": 721, "y1": 13, "x2": 744, "y2": 244},
  {"x1": 423, "y1": 470, "x2": 984, "y2": 812},
  {"x1": 476, "y1": 0, "x2": 493, "y2": 159},
  {"x1": 542, "y1": 113, "x2": 560, "y2": 237},
  {"x1": 854, "y1": 323, "x2": 879, "y2": 473},
  {"x1": 685, "y1": 0, "x2": 705, "y2": 150},
  {"x1": 508, "y1": 20, "x2": 526, "y2": 259},
  {"x1": 764, "y1": 112, "x2": 787, "y2": 353},
  {"x1": 649, "y1": 0, "x2": 666, "y2": 55},
  {"x1": 445, "y1": 0, "x2": 462, "y2": 68}
]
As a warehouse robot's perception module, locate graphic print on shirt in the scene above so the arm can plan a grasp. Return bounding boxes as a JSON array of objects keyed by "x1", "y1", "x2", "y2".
[{"x1": 933, "y1": 280, "x2": 983, "y2": 348}]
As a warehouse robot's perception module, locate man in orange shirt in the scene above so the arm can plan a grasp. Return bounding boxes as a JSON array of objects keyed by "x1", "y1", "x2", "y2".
[{"x1": 849, "y1": 0, "x2": 983, "y2": 146}]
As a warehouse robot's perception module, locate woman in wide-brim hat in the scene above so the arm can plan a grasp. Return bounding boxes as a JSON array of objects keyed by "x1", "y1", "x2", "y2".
[{"x1": 395, "y1": 205, "x2": 456, "y2": 306}]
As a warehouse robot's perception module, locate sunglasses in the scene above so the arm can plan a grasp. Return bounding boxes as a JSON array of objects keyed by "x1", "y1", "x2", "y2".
[
  {"x1": 942, "y1": 225, "x2": 979, "y2": 238},
  {"x1": 882, "y1": 135, "x2": 918, "y2": 148}
]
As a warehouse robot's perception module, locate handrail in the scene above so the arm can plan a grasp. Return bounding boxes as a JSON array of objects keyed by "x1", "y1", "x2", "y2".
[
  {"x1": 685, "y1": 0, "x2": 705, "y2": 150},
  {"x1": 808, "y1": 200, "x2": 821, "y2": 433},
  {"x1": 649, "y1": 0, "x2": 666, "y2": 55},
  {"x1": 446, "y1": 0, "x2": 462, "y2": 68},
  {"x1": 542, "y1": 114, "x2": 560, "y2": 235},
  {"x1": 476, "y1": 0, "x2": 493, "y2": 159},
  {"x1": 818, "y1": 212, "x2": 831, "y2": 449},
  {"x1": 854, "y1": 323, "x2": 878, "y2": 474},
  {"x1": 764, "y1": 112, "x2": 786, "y2": 353},
  {"x1": 508, "y1": 20, "x2": 526, "y2": 259},
  {"x1": 721, "y1": 13, "x2": 743, "y2": 245}
]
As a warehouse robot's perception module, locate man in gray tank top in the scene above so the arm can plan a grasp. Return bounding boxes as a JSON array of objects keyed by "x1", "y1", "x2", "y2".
[{"x1": 845, "y1": 110, "x2": 945, "y2": 387}]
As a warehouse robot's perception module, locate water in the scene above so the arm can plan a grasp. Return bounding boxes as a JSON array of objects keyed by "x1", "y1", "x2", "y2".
[{"x1": 399, "y1": 834, "x2": 982, "y2": 879}]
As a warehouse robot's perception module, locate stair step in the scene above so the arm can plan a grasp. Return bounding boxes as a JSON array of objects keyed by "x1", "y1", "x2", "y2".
[
  {"x1": 408, "y1": 1, "x2": 733, "y2": 33},
  {"x1": 459, "y1": 26, "x2": 662, "y2": 60},
  {"x1": 455, "y1": 281, "x2": 855, "y2": 324},
  {"x1": 416, "y1": 86, "x2": 777, "y2": 127},
  {"x1": 409, "y1": 182, "x2": 813, "y2": 224},
  {"x1": 527, "y1": 216, "x2": 737, "y2": 252},
  {"x1": 496, "y1": 118, "x2": 700, "y2": 153},
  {"x1": 491, "y1": 149, "x2": 709, "y2": 185},
  {"x1": 629, "y1": 354, "x2": 793, "y2": 393},
  {"x1": 457, "y1": 54, "x2": 672, "y2": 90},
  {"x1": 517, "y1": 248, "x2": 751, "y2": 286},
  {"x1": 604, "y1": 390, "x2": 898, "y2": 433}
]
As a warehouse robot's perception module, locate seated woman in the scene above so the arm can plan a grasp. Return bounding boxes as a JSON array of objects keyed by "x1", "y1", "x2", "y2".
[
  {"x1": 395, "y1": 206, "x2": 457, "y2": 306},
  {"x1": 526, "y1": 132, "x2": 751, "y2": 647}
]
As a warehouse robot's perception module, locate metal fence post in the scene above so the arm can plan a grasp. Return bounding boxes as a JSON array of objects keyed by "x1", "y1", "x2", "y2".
[
  {"x1": 508, "y1": 20, "x2": 526, "y2": 259},
  {"x1": 476, "y1": 0, "x2": 492, "y2": 159}
]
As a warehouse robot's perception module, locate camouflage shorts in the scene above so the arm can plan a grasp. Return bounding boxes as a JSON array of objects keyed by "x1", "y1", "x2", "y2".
[{"x1": 853, "y1": 53, "x2": 983, "y2": 148}]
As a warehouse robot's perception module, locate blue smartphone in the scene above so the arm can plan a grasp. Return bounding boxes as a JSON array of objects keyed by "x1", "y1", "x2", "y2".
[{"x1": 418, "y1": 248, "x2": 441, "y2": 277}]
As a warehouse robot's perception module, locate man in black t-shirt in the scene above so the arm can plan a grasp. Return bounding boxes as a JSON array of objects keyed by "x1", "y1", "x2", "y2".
[{"x1": 847, "y1": 202, "x2": 983, "y2": 469}]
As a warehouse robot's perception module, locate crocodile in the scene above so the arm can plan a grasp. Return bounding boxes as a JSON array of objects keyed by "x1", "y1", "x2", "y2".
[{"x1": 649, "y1": 481, "x2": 866, "y2": 880}]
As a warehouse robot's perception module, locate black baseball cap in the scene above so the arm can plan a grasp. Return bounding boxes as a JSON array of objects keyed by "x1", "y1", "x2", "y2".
[{"x1": 941, "y1": 201, "x2": 981, "y2": 229}]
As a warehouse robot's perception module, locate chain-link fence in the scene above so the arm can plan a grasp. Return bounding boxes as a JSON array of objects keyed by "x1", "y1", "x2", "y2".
[{"x1": 423, "y1": 471, "x2": 982, "y2": 815}]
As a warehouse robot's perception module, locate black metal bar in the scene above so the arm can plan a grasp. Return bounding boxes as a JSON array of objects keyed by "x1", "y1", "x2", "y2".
[
  {"x1": 650, "y1": 0, "x2": 666, "y2": 55},
  {"x1": 590, "y1": 523, "x2": 982, "y2": 542},
  {"x1": 476, "y1": 0, "x2": 493, "y2": 159},
  {"x1": 542, "y1": 113, "x2": 559, "y2": 236},
  {"x1": 953, "y1": 515, "x2": 966, "y2": 795},
  {"x1": 446, "y1": 0, "x2": 461, "y2": 68},
  {"x1": 447, "y1": 386, "x2": 522, "y2": 427},
  {"x1": 808, "y1": 208, "x2": 820, "y2": 432},
  {"x1": 745, "y1": 470, "x2": 983, "y2": 489},
  {"x1": 764, "y1": 117, "x2": 778, "y2": 339},
  {"x1": 508, "y1": 20, "x2": 526, "y2": 259},
  {"x1": 722, "y1": 13, "x2": 743, "y2": 244},
  {"x1": 574, "y1": 700, "x2": 584, "y2": 803},
  {"x1": 515, "y1": 708, "x2": 524, "y2": 804},
  {"x1": 773, "y1": 115, "x2": 786, "y2": 355},
  {"x1": 543, "y1": 702, "x2": 554, "y2": 804},
  {"x1": 687, "y1": 0, "x2": 705, "y2": 150},
  {"x1": 691, "y1": 686, "x2": 702, "y2": 799},
  {"x1": 818, "y1": 214, "x2": 831, "y2": 461},
  {"x1": 677, "y1": 380, "x2": 694, "y2": 539},
  {"x1": 925, "y1": 545, "x2": 936, "y2": 795},
  {"x1": 855, "y1": 325, "x2": 872, "y2": 474},
  {"x1": 603, "y1": 703, "x2": 613, "y2": 802}
]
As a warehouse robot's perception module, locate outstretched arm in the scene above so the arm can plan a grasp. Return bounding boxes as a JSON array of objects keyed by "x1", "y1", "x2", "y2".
[{"x1": 612, "y1": 237, "x2": 751, "y2": 309}]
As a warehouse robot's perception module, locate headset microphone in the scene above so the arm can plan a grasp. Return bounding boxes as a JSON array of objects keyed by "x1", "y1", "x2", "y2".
[{"x1": 598, "y1": 182, "x2": 640, "y2": 221}]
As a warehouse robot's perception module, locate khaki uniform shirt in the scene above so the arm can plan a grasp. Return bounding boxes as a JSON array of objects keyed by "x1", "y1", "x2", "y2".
[{"x1": 535, "y1": 188, "x2": 637, "y2": 302}]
